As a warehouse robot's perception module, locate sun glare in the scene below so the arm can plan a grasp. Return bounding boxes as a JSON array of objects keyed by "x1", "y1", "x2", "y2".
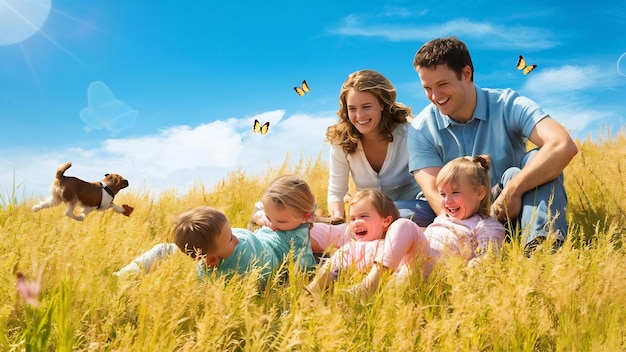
[{"x1": 0, "y1": 0, "x2": 51, "y2": 46}]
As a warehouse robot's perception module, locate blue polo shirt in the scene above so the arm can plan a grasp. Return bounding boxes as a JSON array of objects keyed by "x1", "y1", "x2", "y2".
[{"x1": 407, "y1": 86, "x2": 548, "y2": 186}]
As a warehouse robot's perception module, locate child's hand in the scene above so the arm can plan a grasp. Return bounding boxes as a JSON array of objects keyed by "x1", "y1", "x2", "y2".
[
  {"x1": 122, "y1": 204, "x2": 134, "y2": 216},
  {"x1": 251, "y1": 210, "x2": 271, "y2": 227}
]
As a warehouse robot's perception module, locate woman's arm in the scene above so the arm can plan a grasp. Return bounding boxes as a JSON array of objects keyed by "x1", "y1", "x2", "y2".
[{"x1": 328, "y1": 145, "x2": 351, "y2": 220}]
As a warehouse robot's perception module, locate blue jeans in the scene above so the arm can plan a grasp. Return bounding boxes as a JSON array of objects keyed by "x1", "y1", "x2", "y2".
[
  {"x1": 498, "y1": 149, "x2": 569, "y2": 246},
  {"x1": 394, "y1": 198, "x2": 436, "y2": 227}
]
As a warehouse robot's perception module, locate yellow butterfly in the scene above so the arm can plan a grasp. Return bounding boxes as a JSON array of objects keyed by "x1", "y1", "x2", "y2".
[
  {"x1": 294, "y1": 80, "x2": 311, "y2": 96},
  {"x1": 253, "y1": 119, "x2": 270, "y2": 135},
  {"x1": 517, "y1": 55, "x2": 537, "y2": 75}
]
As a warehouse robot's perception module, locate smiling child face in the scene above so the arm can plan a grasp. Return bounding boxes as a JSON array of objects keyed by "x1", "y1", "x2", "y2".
[
  {"x1": 348, "y1": 198, "x2": 391, "y2": 242},
  {"x1": 438, "y1": 178, "x2": 485, "y2": 220}
]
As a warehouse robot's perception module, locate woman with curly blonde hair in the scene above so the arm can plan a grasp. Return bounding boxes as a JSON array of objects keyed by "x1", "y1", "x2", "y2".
[{"x1": 326, "y1": 69, "x2": 435, "y2": 227}]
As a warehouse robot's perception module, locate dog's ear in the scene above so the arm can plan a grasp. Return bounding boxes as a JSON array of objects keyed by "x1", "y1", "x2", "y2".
[{"x1": 104, "y1": 173, "x2": 110, "y2": 177}]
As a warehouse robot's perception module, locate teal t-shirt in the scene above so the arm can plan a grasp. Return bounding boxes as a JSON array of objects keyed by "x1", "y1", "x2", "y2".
[{"x1": 196, "y1": 224, "x2": 315, "y2": 286}]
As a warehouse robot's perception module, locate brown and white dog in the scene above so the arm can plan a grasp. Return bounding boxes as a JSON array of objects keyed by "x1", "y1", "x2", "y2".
[{"x1": 32, "y1": 162, "x2": 133, "y2": 221}]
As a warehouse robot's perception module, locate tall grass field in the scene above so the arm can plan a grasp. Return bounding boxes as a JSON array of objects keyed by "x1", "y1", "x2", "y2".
[{"x1": 1, "y1": 131, "x2": 625, "y2": 351}]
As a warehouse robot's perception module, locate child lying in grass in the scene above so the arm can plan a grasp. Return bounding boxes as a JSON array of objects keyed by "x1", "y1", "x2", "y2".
[
  {"x1": 248, "y1": 199, "x2": 352, "y2": 259},
  {"x1": 351, "y1": 156, "x2": 506, "y2": 298},
  {"x1": 305, "y1": 189, "x2": 431, "y2": 296},
  {"x1": 115, "y1": 175, "x2": 318, "y2": 287}
]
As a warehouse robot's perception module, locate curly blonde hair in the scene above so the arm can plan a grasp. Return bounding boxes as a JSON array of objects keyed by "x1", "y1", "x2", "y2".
[{"x1": 326, "y1": 69, "x2": 412, "y2": 154}]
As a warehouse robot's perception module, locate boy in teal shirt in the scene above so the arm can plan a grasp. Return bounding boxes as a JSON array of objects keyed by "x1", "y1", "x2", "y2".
[{"x1": 116, "y1": 175, "x2": 318, "y2": 287}]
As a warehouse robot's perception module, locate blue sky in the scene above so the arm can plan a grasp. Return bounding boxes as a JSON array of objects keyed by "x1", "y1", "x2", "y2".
[{"x1": 1, "y1": 0, "x2": 625, "y2": 199}]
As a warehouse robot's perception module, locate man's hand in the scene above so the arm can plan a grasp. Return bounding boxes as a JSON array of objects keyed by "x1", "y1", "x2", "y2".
[{"x1": 491, "y1": 188, "x2": 521, "y2": 222}]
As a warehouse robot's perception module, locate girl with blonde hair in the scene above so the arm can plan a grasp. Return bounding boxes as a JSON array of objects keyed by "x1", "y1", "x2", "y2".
[
  {"x1": 305, "y1": 189, "x2": 430, "y2": 295},
  {"x1": 115, "y1": 175, "x2": 321, "y2": 288},
  {"x1": 351, "y1": 156, "x2": 506, "y2": 298}
]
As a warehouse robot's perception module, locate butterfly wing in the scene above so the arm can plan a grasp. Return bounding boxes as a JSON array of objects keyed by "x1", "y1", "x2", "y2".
[
  {"x1": 301, "y1": 80, "x2": 310, "y2": 93},
  {"x1": 516, "y1": 55, "x2": 527, "y2": 71},
  {"x1": 294, "y1": 87, "x2": 305, "y2": 96},
  {"x1": 294, "y1": 80, "x2": 310, "y2": 96},
  {"x1": 253, "y1": 119, "x2": 270, "y2": 134},
  {"x1": 260, "y1": 121, "x2": 270, "y2": 135},
  {"x1": 517, "y1": 55, "x2": 537, "y2": 75},
  {"x1": 522, "y1": 64, "x2": 537, "y2": 75}
]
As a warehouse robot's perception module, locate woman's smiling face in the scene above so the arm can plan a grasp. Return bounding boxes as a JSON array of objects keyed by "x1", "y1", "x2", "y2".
[{"x1": 346, "y1": 89, "x2": 384, "y2": 137}]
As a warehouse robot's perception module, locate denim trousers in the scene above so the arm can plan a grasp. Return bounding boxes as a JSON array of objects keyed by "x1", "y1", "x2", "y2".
[
  {"x1": 498, "y1": 149, "x2": 569, "y2": 245},
  {"x1": 398, "y1": 149, "x2": 569, "y2": 245},
  {"x1": 394, "y1": 198, "x2": 437, "y2": 227}
]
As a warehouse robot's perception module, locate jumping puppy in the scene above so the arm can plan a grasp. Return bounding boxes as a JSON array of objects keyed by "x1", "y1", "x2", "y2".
[{"x1": 33, "y1": 162, "x2": 133, "y2": 221}]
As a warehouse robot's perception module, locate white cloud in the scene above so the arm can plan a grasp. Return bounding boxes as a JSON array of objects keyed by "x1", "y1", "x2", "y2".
[
  {"x1": 382, "y1": 6, "x2": 428, "y2": 18},
  {"x1": 1, "y1": 111, "x2": 335, "y2": 201},
  {"x1": 330, "y1": 17, "x2": 557, "y2": 50},
  {"x1": 522, "y1": 65, "x2": 620, "y2": 94},
  {"x1": 520, "y1": 65, "x2": 623, "y2": 137}
]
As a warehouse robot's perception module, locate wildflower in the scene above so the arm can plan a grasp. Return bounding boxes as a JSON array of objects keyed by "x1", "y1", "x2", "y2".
[{"x1": 15, "y1": 270, "x2": 42, "y2": 308}]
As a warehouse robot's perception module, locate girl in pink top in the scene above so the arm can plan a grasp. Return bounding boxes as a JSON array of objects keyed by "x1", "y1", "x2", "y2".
[
  {"x1": 305, "y1": 189, "x2": 430, "y2": 295},
  {"x1": 352, "y1": 155, "x2": 506, "y2": 298},
  {"x1": 425, "y1": 155, "x2": 505, "y2": 263}
]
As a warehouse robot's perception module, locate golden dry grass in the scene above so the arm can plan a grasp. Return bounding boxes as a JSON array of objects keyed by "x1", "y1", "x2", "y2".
[{"x1": 1, "y1": 131, "x2": 625, "y2": 351}]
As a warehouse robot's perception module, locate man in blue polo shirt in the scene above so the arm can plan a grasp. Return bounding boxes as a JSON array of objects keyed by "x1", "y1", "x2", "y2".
[{"x1": 408, "y1": 36, "x2": 578, "y2": 256}]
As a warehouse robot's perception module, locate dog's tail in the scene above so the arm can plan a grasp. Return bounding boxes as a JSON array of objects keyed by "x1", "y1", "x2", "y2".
[{"x1": 56, "y1": 162, "x2": 72, "y2": 179}]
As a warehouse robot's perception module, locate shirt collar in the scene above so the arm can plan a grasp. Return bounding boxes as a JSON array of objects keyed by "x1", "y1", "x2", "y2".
[{"x1": 437, "y1": 85, "x2": 487, "y2": 129}]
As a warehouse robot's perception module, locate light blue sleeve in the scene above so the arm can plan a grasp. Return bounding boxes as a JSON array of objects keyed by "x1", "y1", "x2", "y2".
[{"x1": 407, "y1": 106, "x2": 445, "y2": 173}]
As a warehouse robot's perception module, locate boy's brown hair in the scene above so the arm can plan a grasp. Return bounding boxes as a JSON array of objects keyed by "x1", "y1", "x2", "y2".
[{"x1": 172, "y1": 206, "x2": 228, "y2": 259}]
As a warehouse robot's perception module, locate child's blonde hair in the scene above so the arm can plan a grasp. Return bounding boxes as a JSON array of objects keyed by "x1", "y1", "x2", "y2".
[
  {"x1": 436, "y1": 155, "x2": 492, "y2": 217},
  {"x1": 261, "y1": 175, "x2": 316, "y2": 226},
  {"x1": 171, "y1": 206, "x2": 227, "y2": 259},
  {"x1": 349, "y1": 189, "x2": 401, "y2": 226}
]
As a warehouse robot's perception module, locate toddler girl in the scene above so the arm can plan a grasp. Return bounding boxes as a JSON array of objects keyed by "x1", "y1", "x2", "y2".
[
  {"x1": 352, "y1": 155, "x2": 506, "y2": 298},
  {"x1": 305, "y1": 189, "x2": 429, "y2": 295}
]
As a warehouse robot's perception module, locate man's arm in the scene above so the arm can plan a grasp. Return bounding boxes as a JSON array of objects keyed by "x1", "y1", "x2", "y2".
[
  {"x1": 492, "y1": 117, "x2": 578, "y2": 220},
  {"x1": 413, "y1": 166, "x2": 445, "y2": 216}
]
